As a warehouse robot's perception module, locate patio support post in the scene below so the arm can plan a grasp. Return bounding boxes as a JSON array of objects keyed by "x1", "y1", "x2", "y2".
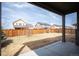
[
  {"x1": 76, "y1": 11, "x2": 79, "y2": 46},
  {"x1": 62, "y1": 15, "x2": 66, "y2": 42}
]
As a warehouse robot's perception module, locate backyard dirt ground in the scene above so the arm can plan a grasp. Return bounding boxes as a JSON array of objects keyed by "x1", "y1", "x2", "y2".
[{"x1": 1, "y1": 33, "x2": 75, "y2": 56}]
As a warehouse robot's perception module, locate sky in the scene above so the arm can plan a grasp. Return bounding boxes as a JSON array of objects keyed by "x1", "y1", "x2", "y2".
[
  {"x1": 1, "y1": 2, "x2": 77, "y2": 29},
  {"x1": 65, "y1": 12, "x2": 77, "y2": 26}
]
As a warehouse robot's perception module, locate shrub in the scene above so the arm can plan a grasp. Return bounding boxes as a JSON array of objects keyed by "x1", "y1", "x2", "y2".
[{"x1": 0, "y1": 32, "x2": 7, "y2": 43}]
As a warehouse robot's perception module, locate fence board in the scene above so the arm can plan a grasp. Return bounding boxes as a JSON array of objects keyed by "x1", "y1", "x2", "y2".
[{"x1": 2, "y1": 29, "x2": 75, "y2": 37}]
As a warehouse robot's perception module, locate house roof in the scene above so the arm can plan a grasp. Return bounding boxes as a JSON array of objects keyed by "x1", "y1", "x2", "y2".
[
  {"x1": 51, "y1": 24, "x2": 62, "y2": 27},
  {"x1": 30, "y1": 2, "x2": 79, "y2": 15},
  {"x1": 13, "y1": 19, "x2": 26, "y2": 25},
  {"x1": 36, "y1": 22, "x2": 50, "y2": 26}
]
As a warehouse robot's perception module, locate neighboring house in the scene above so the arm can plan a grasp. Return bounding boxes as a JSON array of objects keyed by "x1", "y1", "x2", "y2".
[
  {"x1": 65, "y1": 26, "x2": 74, "y2": 29},
  {"x1": 50, "y1": 24, "x2": 75, "y2": 29},
  {"x1": 50, "y1": 24, "x2": 62, "y2": 29},
  {"x1": 35, "y1": 22, "x2": 50, "y2": 29},
  {"x1": 26, "y1": 24, "x2": 33, "y2": 29},
  {"x1": 13, "y1": 19, "x2": 33, "y2": 29}
]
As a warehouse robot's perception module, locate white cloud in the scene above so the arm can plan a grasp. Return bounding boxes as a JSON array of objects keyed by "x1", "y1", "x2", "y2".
[
  {"x1": 13, "y1": 4, "x2": 26, "y2": 8},
  {"x1": 12, "y1": 2, "x2": 35, "y2": 8}
]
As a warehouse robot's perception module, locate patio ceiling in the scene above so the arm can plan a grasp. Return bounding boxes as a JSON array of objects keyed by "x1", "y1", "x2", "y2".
[{"x1": 30, "y1": 2, "x2": 79, "y2": 15}]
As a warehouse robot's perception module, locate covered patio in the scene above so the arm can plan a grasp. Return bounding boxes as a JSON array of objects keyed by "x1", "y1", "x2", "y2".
[{"x1": 19, "y1": 2, "x2": 79, "y2": 56}]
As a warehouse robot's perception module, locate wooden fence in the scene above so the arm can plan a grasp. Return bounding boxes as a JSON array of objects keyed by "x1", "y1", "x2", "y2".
[{"x1": 2, "y1": 29, "x2": 75, "y2": 37}]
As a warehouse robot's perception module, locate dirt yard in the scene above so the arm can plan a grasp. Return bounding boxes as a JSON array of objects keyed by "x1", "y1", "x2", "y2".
[{"x1": 1, "y1": 33, "x2": 62, "y2": 56}]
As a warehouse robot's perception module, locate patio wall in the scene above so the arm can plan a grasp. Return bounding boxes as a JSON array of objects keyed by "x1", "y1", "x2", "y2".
[{"x1": 2, "y1": 29, "x2": 75, "y2": 37}]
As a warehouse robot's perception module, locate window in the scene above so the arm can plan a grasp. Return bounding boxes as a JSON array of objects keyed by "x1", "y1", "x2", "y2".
[
  {"x1": 65, "y1": 12, "x2": 77, "y2": 43},
  {"x1": 1, "y1": 2, "x2": 63, "y2": 56}
]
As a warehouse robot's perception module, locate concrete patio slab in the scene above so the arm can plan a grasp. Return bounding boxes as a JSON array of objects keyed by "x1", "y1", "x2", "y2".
[{"x1": 19, "y1": 41, "x2": 79, "y2": 56}]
